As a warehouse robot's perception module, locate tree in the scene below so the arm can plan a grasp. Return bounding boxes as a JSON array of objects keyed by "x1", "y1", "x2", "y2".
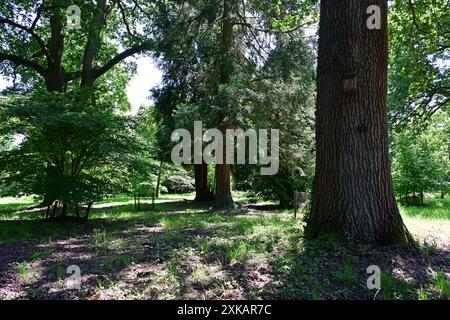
[
  {"x1": 392, "y1": 111, "x2": 450, "y2": 204},
  {"x1": 0, "y1": 89, "x2": 139, "y2": 218},
  {"x1": 388, "y1": 0, "x2": 449, "y2": 130},
  {"x1": 152, "y1": 60, "x2": 216, "y2": 203},
  {"x1": 1, "y1": 0, "x2": 160, "y2": 206},
  {"x1": 306, "y1": 0, "x2": 413, "y2": 245},
  {"x1": 231, "y1": 36, "x2": 316, "y2": 208},
  {"x1": 153, "y1": 0, "x2": 317, "y2": 208},
  {"x1": 0, "y1": 0, "x2": 159, "y2": 92}
]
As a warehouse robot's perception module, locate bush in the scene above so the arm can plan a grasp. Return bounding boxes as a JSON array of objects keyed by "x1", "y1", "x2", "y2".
[{"x1": 162, "y1": 169, "x2": 195, "y2": 194}]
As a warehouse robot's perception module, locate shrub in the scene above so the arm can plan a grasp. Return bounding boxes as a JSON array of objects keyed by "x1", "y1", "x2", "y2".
[{"x1": 162, "y1": 169, "x2": 195, "y2": 194}]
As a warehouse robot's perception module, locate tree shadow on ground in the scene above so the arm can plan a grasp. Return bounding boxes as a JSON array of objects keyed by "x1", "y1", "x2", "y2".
[
  {"x1": 266, "y1": 236, "x2": 449, "y2": 300},
  {"x1": 0, "y1": 201, "x2": 448, "y2": 300}
]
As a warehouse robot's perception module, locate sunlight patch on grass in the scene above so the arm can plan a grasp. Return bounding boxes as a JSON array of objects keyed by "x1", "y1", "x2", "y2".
[
  {"x1": 159, "y1": 213, "x2": 209, "y2": 230},
  {"x1": 190, "y1": 265, "x2": 214, "y2": 286},
  {"x1": 399, "y1": 197, "x2": 450, "y2": 220},
  {"x1": 0, "y1": 196, "x2": 38, "y2": 218},
  {"x1": 12, "y1": 261, "x2": 38, "y2": 283},
  {"x1": 0, "y1": 196, "x2": 36, "y2": 205},
  {"x1": 403, "y1": 214, "x2": 450, "y2": 246},
  {"x1": 226, "y1": 241, "x2": 252, "y2": 264}
]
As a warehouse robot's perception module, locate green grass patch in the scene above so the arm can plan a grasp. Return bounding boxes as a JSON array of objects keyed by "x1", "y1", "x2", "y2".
[
  {"x1": 399, "y1": 197, "x2": 450, "y2": 220},
  {"x1": 0, "y1": 193, "x2": 448, "y2": 300},
  {"x1": 435, "y1": 271, "x2": 449, "y2": 299},
  {"x1": 12, "y1": 261, "x2": 37, "y2": 282},
  {"x1": 332, "y1": 257, "x2": 358, "y2": 286}
]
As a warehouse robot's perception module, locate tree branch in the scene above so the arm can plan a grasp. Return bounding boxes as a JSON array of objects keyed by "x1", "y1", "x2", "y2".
[
  {"x1": 0, "y1": 18, "x2": 51, "y2": 62},
  {"x1": 407, "y1": 0, "x2": 429, "y2": 34},
  {"x1": 0, "y1": 52, "x2": 47, "y2": 77},
  {"x1": 93, "y1": 43, "x2": 152, "y2": 80},
  {"x1": 30, "y1": 0, "x2": 45, "y2": 31},
  {"x1": 65, "y1": 71, "x2": 81, "y2": 82},
  {"x1": 117, "y1": 0, "x2": 137, "y2": 39}
]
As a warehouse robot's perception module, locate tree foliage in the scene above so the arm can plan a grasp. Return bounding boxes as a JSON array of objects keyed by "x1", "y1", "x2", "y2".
[
  {"x1": 392, "y1": 111, "x2": 450, "y2": 204},
  {"x1": 389, "y1": 0, "x2": 450, "y2": 129},
  {"x1": 0, "y1": 89, "x2": 140, "y2": 213}
]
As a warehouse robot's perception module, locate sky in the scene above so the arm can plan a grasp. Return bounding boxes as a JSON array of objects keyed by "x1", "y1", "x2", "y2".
[
  {"x1": 126, "y1": 58, "x2": 163, "y2": 114},
  {"x1": 0, "y1": 57, "x2": 163, "y2": 115}
]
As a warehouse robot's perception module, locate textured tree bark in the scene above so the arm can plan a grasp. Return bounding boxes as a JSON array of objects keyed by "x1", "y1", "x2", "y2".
[
  {"x1": 194, "y1": 163, "x2": 214, "y2": 202},
  {"x1": 45, "y1": 11, "x2": 65, "y2": 92},
  {"x1": 81, "y1": 0, "x2": 107, "y2": 87},
  {"x1": 214, "y1": 0, "x2": 235, "y2": 208},
  {"x1": 214, "y1": 161, "x2": 234, "y2": 208},
  {"x1": 40, "y1": 11, "x2": 66, "y2": 207},
  {"x1": 306, "y1": 0, "x2": 413, "y2": 245}
]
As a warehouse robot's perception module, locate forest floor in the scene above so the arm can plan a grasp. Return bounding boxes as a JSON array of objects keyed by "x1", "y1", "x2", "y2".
[{"x1": 0, "y1": 194, "x2": 448, "y2": 300}]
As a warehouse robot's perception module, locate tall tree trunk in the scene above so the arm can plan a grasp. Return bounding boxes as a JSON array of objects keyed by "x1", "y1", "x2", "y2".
[
  {"x1": 194, "y1": 163, "x2": 214, "y2": 202},
  {"x1": 45, "y1": 10, "x2": 66, "y2": 92},
  {"x1": 155, "y1": 159, "x2": 164, "y2": 198},
  {"x1": 306, "y1": 0, "x2": 413, "y2": 245},
  {"x1": 41, "y1": 11, "x2": 65, "y2": 206},
  {"x1": 41, "y1": 164, "x2": 58, "y2": 207},
  {"x1": 214, "y1": 0, "x2": 234, "y2": 208},
  {"x1": 214, "y1": 162, "x2": 234, "y2": 207},
  {"x1": 81, "y1": 0, "x2": 107, "y2": 87}
]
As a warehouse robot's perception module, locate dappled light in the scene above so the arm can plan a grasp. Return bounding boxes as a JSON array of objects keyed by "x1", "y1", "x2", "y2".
[
  {"x1": 0, "y1": 0, "x2": 448, "y2": 303},
  {"x1": 0, "y1": 194, "x2": 448, "y2": 300}
]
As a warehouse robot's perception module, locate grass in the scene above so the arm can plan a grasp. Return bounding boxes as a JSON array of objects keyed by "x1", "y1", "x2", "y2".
[
  {"x1": 0, "y1": 195, "x2": 36, "y2": 206},
  {"x1": 380, "y1": 269, "x2": 408, "y2": 300},
  {"x1": 191, "y1": 265, "x2": 213, "y2": 286},
  {"x1": 97, "y1": 192, "x2": 195, "y2": 205},
  {"x1": 0, "y1": 194, "x2": 448, "y2": 300},
  {"x1": 399, "y1": 197, "x2": 450, "y2": 249},
  {"x1": 417, "y1": 287, "x2": 429, "y2": 300},
  {"x1": 103, "y1": 254, "x2": 133, "y2": 270},
  {"x1": 332, "y1": 257, "x2": 358, "y2": 286},
  {"x1": 12, "y1": 261, "x2": 37, "y2": 283},
  {"x1": 55, "y1": 263, "x2": 65, "y2": 281},
  {"x1": 435, "y1": 271, "x2": 449, "y2": 299},
  {"x1": 399, "y1": 197, "x2": 450, "y2": 220},
  {"x1": 0, "y1": 196, "x2": 38, "y2": 218},
  {"x1": 226, "y1": 241, "x2": 250, "y2": 264}
]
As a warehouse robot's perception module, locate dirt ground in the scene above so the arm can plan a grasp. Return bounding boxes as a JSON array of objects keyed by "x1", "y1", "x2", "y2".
[{"x1": 0, "y1": 203, "x2": 448, "y2": 300}]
